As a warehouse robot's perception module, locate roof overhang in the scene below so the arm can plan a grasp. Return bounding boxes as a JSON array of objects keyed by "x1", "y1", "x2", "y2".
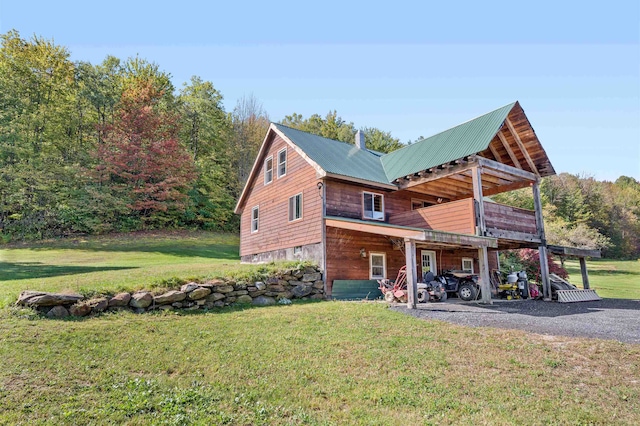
[{"x1": 325, "y1": 216, "x2": 498, "y2": 248}]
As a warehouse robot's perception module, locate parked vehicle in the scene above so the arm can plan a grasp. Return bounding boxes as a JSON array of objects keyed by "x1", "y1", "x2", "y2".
[
  {"x1": 434, "y1": 270, "x2": 480, "y2": 301},
  {"x1": 417, "y1": 272, "x2": 447, "y2": 303}
]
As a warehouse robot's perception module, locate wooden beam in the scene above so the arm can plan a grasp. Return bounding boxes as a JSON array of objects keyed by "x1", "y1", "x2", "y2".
[
  {"x1": 485, "y1": 228, "x2": 542, "y2": 244},
  {"x1": 488, "y1": 141, "x2": 504, "y2": 163},
  {"x1": 397, "y1": 157, "x2": 478, "y2": 189},
  {"x1": 496, "y1": 131, "x2": 522, "y2": 169},
  {"x1": 579, "y1": 257, "x2": 590, "y2": 290},
  {"x1": 478, "y1": 157, "x2": 537, "y2": 181},
  {"x1": 505, "y1": 118, "x2": 539, "y2": 177},
  {"x1": 547, "y1": 245, "x2": 601, "y2": 258},
  {"x1": 405, "y1": 239, "x2": 417, "y2": 309},
  {"x1": 478, "y1": 246, "x2": 492, "y2": 304},
  {"x1": 471, "y1": 166, "x2": 486, "y2": 236},
  {"x1": 533, "y1": 181, "x2": 551, "y2": 300}
]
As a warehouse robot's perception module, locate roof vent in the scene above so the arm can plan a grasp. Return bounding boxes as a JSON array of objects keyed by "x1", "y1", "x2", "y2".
[{"x1": 355, "y1": 130, "x2": 365, "y2": 150}]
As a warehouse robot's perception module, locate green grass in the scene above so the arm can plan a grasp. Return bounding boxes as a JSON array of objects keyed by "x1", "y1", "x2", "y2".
[
  {"x1": 1, "y1": 303, "x2": 638, "y2": 425},
  {"x1": 565, "y1": 258, "x2": 640, "y2": 299}
]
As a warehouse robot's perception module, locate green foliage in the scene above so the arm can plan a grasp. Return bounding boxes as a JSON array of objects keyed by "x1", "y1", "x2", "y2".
[{"x1": 281, "y1": 110, "x2": 403, "y2": 153}]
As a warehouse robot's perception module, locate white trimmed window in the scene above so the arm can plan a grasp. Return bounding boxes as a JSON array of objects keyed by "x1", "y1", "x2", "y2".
[
  {"x1": 277, "y1": 148, "x2": 287, "y2": 178},
  {"x1": 251, "y1": 206, "x2": 259, "y2": 233},
  {"x1": 288, "y1": 193, "x2": 303, "y2": 222},
  {"x1": 363, "y1": 191, "x2": 384, "y2": 220},
  {"x1": 462, "y1": 257, "x2": 474, "y2": 273},
  {"x1": 264, "y1": 156, "x2": 273, "y2": 185},
  {"x1": 369, "y1": 253, "x2": 386, "y2": 279}
]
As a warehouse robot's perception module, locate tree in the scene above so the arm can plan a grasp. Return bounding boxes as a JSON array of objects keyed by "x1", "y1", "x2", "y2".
[{"x1": 96, "y1": 80, "x2": 196, "y2": 226}]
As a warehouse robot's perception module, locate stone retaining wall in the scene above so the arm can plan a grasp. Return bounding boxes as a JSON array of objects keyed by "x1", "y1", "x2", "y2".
[{"x1": 16, "y1": 266, "x2": 324, "y2": 318}]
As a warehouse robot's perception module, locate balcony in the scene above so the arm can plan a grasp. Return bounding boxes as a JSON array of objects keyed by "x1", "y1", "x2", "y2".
[{"x1": 388, "y1": 198, "x2": 540, "y2": 244}]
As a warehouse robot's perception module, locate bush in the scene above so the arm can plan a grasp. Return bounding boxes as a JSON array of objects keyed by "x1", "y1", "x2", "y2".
[{"x1": 500, "y1": 249, "x2": 568, "y2": 283}]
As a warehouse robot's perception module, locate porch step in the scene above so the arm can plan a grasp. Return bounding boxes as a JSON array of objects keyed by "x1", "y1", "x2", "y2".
[{"x1": 556, "y1": 289, "x2": 601, "y2": 303}]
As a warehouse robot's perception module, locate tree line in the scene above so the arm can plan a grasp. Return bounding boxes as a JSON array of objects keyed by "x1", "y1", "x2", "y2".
[{"x1": 1, "y1": 30, "x2": 638, "y2": 259}]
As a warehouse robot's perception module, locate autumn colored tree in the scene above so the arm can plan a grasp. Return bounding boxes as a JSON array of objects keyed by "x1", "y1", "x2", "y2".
[{"x1": 96, "y1": 80, "x2": 196, "y2": 226}]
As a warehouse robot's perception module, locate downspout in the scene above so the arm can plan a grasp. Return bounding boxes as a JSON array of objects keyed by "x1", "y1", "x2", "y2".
[{"x1": 319, "y1": 180, "x2": 327, "y2": 296}]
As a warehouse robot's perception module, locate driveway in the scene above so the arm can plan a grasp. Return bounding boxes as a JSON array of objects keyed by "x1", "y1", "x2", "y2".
[{"x1": 391, "y1": 298, "x2": 640, "y2": 344}]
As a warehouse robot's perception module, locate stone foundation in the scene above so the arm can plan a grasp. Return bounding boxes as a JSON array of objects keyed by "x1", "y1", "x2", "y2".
[
  {"x1": 16, "y1": 266, "x2": 324, "y2": 318},
  {"x1": 241, "y1": 242, "x2": 324, "y2": 267}
]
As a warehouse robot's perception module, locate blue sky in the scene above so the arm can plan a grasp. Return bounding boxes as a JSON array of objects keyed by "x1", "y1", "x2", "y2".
[{"x1": 1, "y1": 1, "x2": 638, "y2": 181}]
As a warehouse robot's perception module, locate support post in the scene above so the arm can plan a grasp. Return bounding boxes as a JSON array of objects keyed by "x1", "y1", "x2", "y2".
[
  {"x1": 478, "y1": 246, "x2": 492, "y2": 304},
  {"x1": 579, "y1": 257, "x2": 590, "y2": 290},
  {"x1": 533, "y1": 181, "x2": 551, "y2": 300},
  {"x1": 471, "y1": 166, "x2": 486, "y2": 235},
  {"x1": 405, "y1": 239, "x2": 418, "y2": 309}
]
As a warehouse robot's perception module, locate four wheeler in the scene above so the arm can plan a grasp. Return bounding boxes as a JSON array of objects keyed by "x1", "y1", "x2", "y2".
[{"x1": 434, "y1": 270, "x2": 481, "y2": 301}]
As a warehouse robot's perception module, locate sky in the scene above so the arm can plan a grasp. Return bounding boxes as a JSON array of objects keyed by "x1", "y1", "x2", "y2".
[{"x1": 1, "y1": 0, "x2": 639, "y2": 181}]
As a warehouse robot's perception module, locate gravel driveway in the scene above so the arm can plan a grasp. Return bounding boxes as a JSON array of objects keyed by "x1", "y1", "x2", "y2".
[{"x1": 392, "y1": 298, "x2": 640, "y2": 344}]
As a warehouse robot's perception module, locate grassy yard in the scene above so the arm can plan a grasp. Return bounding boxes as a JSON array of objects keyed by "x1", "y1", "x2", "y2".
[
  {"x1": 1, "y1": 302, "x2": 638, "y2": 425},
  {"x1": 565, "y1": 258, "x2": 640, "y2": 299},
  {"x1": 1, "y1": 233, "x2": 639, "y2": 424}
]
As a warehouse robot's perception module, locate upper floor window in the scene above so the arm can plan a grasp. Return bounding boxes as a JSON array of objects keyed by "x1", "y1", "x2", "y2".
[
  {"x1": 363, "y1": 191, "x2": 384, "y2": 220},
  {"x1": 277, "y1": 148, "x2": 287, "y2": 178},
  {"x1": 289, "y1": 193, "x2": 303, "y2": 222},
  {"x1": 411, "y1": 198, "x2": 432, "y2": 210},
  {"x1": 251, "y1": 206, "x2": 259, "y2": 233},
  {"x1": 264, "y1": 156, "x2": 273, "y2": 185}
]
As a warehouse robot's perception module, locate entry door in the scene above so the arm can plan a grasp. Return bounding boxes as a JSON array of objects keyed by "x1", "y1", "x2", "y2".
[{"x1": 421, "y1": 250, "x2": 437, "y2": 278}]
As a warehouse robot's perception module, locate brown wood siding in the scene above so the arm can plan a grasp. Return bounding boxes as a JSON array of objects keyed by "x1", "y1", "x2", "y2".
[
  {"x1": 484, "y1": 202, "x2": 537, "y2": 235},
  {"x1": 388, "y1": 199, "x2": 475, "y2": 235},
  {"x1": 239, "y1": 134, "x2": 323, "y2": 256},
  {"x1": 325, "y1": 226, "x2": 500, "y2": 294},
  {"x1": 325, "y1": 179, "x2": 437, "y2": 221}
]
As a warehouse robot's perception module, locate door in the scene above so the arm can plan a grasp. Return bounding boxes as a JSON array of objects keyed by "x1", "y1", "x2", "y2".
[{"x1": 421, "y1": 250, "x2": 437, "y2": 279}]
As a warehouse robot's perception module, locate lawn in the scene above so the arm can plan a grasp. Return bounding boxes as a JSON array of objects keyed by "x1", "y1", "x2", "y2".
[
  {"x1": 1, "y1": 302, "x2": 638, "y2": 425},
  {"x1": 565, "y1": 258, "x2": 640, "y2": 299},
  {"x1": 1, "y1": 233, "x2": 639, "y2": 424}
]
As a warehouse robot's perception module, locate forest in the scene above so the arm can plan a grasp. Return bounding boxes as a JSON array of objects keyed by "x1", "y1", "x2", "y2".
[{"x1": 1, "y1": 31, "x2": 638, "y2": 259}]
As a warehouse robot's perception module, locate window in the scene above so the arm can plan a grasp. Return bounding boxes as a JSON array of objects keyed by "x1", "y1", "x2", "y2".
[
  {"x1": 369, "y1": 253, "x2": 386, "y2": 279},
  {"x1": 288, "y1": 193, "x2": 303, "y2": 221},
  {"x1": 363, "y1": 192, "x2": 384, "y2": 220},
  {"x1": 462, "y1": 258, "x2": 474, "y2": 273},
  {"x1": 411, "y1": 198, "x2": 432, "y2": 210},
  {"x1": 293, "y1": 245, "x2": 302, "y2": 255},
  {"x1": 264, "y1": 156, "x2": 273, "y2": 184},
  {"x1": 251, "y1": 206, "x2": 259, "y2": 233},
  {"x1": 277, "y1": 148, "x2": 287, "y2": 178},
  {"x1": 421, "y1": 250, "x2": 437, "y2": 275}
]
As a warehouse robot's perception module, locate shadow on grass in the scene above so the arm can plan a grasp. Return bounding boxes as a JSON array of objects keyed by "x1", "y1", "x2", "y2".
[
  {"x1": 14, "y1": 244, "x2": 240, "y2": 260},
  {"x1": 0, "y1": 261, "x2": 136, "y2": 281},
  {"x1": 586, "y1": 269, "x2": 640, "y2": 276}
]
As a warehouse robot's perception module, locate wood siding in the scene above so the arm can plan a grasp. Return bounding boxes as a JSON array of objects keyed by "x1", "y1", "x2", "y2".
[
  {"x1": 239, "y1": 134, "x2": 323, "y2": 256},
  {"x1": 484, "y1": 202, "x2": 537, "y2": 235},
  {"x1": 388, "y1": 199, "x2": 475, "y2": 235},
  {"x1": 324, "y1": 226, "x2": 500, "y2": 294}
]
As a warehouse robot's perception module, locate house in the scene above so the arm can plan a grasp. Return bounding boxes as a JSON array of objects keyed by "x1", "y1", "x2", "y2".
[{"x1": 234, "y1": 101, "x2": 599, "y2": 306}]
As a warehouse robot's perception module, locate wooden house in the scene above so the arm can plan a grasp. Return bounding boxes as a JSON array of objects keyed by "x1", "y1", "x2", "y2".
[{"x1": 234, "y1": 102, "x2": 598, "y2": 306}]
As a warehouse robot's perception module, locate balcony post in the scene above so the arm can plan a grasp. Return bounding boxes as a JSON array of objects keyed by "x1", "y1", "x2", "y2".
[
  {"x1": 533, "y1": 180, "x2": 551, "y2": 300},
  {"x1": 472, "y1": 166, "x2": 492, "y2": 304},
  {"x1": 404, "y1": 238, "x2": 418, "y2": 309}
]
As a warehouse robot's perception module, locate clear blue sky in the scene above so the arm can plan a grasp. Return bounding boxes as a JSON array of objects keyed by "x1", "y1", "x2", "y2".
[{"x1": 2, "y1": 1, "x2": 638, "y2": 181}]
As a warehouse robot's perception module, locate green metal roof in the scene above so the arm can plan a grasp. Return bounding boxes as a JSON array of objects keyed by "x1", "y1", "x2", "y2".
[
  {"x1": 381, "y1": 102, "x2": 516, "y2": 181},
  {"x1": 273, "y1": 123, "x2": 391, "y2": 185},
  {"x1": 274, "y1": 102, "x2": 516, "y2": 185}
]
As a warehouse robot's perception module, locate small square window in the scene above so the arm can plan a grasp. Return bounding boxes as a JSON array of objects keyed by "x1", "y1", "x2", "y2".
[
  {"x1": 264, "y1": 156, "x2": 273, "y2": 185},
  {"x1": 462, "y1": 258, "x2": 474, "y2": 274},
  {"x1": 251, "y1": 206, "x2": 259, "y2": 233},
  {"x1": 363, "y1": 192, "x2": 384, "y2": 220},
  {"x1": 293, "y1": 246, "x2": 302, "y2": 255},
  {"x1": 288, "y1": 193, "x2": 302, "y2": 222},
  {"x1": 277, "y1": 148, "x2": 287, "y2": 178}
]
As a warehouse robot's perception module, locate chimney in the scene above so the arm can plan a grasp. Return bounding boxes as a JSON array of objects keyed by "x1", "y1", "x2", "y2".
[{"x1": 355, "y1": 130, "x2": 365, "y2": 150}]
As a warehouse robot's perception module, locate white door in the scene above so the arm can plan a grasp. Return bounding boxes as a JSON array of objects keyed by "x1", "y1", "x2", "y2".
[{"x1": 421, "y1": 250, "x2": 437, "y2": 277}]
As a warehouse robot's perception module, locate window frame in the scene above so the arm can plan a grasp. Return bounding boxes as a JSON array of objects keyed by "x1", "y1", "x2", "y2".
[
  {"x1": 288, "y1": 193, "x2": 303, "y2": 222},
  {"x1": 461, "y1": 257, "x2": 474, "y2": 274},
  {"x1": 369, "y1": 252, "x2": 387, "y2": 280},
  {"x1": 421, "y1": 250, "x2": 437, "y2": 275},
  {"x1": 251, "y1": 205, "x2": 259, "y2": 233},
  {"x1": 411, "y1": 198, "x2": 432, "y2": 210},
  {"x1": 362, "y1": 191, "x2": 385, "y2": 221},
  {"x1": 264, "y1": 155, "x2": 273, "y2": 185},
  {"x1": 277, "y1": 148, "x2": 287, "y2": 178},
  {"x1": 293, "y1": 245, "x2": 302, "y2": 255}
]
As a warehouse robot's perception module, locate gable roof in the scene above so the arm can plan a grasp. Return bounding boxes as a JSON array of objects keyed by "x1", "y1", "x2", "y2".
[
  {"x1": 381, "y1": 102, "x2": 516, "y2": 181},
  {"x1": 272, "y1": 124, "x2": 390, "y2": 185}
]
